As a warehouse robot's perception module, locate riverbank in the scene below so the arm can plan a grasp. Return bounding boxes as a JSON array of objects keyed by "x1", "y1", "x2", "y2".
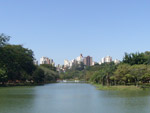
[
  {"x1": 93, "y1": 84, "x2": 150, "y2": 91},
  {"x1": 0, "y1": 82, "x2": 57, "y2": 87},
  {"x1": 0, "y1": 83, "x2": 43, "y2": 87}
]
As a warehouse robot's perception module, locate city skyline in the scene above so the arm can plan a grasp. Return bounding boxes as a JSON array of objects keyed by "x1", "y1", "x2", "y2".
[
  {"x1": 0, "y1": 0, "x2": 150, "y2": 64},
  {"x1": 38, "y1": 54, "x2": 120, "y2": 66}
]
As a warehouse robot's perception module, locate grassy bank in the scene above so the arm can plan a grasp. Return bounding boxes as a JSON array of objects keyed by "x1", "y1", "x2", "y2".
[{"x1": 93, "y1": 84, "x2": 146, "y2": 91}]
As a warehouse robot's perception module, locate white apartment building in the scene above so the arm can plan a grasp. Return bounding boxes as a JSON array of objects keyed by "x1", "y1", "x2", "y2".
[
  {"x1": 40, "y1": 57, "x2": 50, "y2": 64},
  {"x1": 64, "y1": 60, "x2": 70, "y2": 67},
  {"x1": 99, "y1": 56, "x2": 113, "y2": 64},
  {"x1": 49, "y1": 59, "x2": 53, "y2": 64},
  {"x1": 40, "y1": 57, "x2": 55, "y2": 66},
  {"x1": 64, "y1": 54, "x2": 83, "y2": 68},
  {"x1": 101, "y1": 57, "x2": 105, "y2": 64},
  {"x1": 105, "y1": 56, "x2": 112, "y2": 63},
  {"x1": 76, "y1": 54, "x2": 84, "y2": 64},
  {"x1": 69, "y1": 60, "x2": 74, "y2": 67},
  {"x1": 114, "y1": 59, "x2": 120, "y2": 64}
]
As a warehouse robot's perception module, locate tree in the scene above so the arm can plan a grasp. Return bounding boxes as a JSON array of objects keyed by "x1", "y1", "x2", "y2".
[
  {"x1": 123, "y1": 52, "x2": 149, "y2": 65},
  {"x1": 91, "y1": 70, "x2": 105, "y2": 85},
  {"x1": 129, "y1": 65, "x2": 147, "y2": 86},
  {"x1": 114, "y1": 64, "x2": 131, "y2": 85},
  {"x1": 90, "y1": 62, "x2": 117, "y2": 86},
  {"x1": 141, "y1": 73, "x2": 150, "y2": 83},
  {"x1": 0, "y1": 33, "x2": 10, "y2": 47},
  {"x1": 0, "y1": 68, "x2": 7, "y2": 85},
  {"x1": 32, "y1": 68, "x2": 45, "y2": 83},
  {"x1": 0, "y1": 45, "x2": 36, "y2": 82},
  {"x1": 39, "y1": 66, "x2": 59, "y2": 82},
  {"x1": 40, "y1": 64, "x2": 56, "y2": 71},
  {"x1": 144, "y1": 51, "x2": 150, "y2": 64}
]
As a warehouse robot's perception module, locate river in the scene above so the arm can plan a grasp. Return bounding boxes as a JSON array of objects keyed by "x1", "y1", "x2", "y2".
[{"x1": 0, "y1": 83, "x2": 150, "y2": 113}]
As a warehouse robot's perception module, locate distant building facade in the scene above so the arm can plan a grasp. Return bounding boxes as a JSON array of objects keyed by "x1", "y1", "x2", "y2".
[
  {"x1": 76, "y1": 54, "x2": 84, "y2": 64},
  {"x1": 83, "y1": 56, "x2": 93, "y2": 66},
  {"x1": 101, "y1": 57, "x2": 105, "y2": 64},
  {"x1": 64, "y1": 60, "x2": 70, "y2": 67},
  {"x1": 105, "y1": 56, "x2": 112, "y2": 63},
  {"x1": 64, "y1": 54, "x2": 84, "y2": 68},
  {"x1": 99, "y1": 56, "x2": 120, "y2": 65},
  {"x1": 40, "y1": 57, "x2": 50, "y2": 64},
  {"x1": 63, "y1": 54, "x2": 95, "y2": 69},
  {"x1": 114, "y1": 59, "x2": 120, "y2": 64},
  {"x1": 40, "y1": 57, "x2": 55, "y2": 66},
  {"x1": 99, "y1": 56, "x2": 112, "y2": 64}
]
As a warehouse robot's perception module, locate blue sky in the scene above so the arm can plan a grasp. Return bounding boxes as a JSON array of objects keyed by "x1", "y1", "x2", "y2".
[{"x1": 0, "y1": 0, "x2": 150, "y2": 65}]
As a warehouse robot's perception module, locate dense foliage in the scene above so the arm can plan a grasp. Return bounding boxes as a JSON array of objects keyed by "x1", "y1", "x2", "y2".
[
  {"x1": 39, "y1": 64, "x2": 59, "y2": 83},
  {"x1": 123, "y1": 52, "x2": 150, "y2": 65},
  {"x1": 0, "y1": 34, "x2": 58, "y2": 85},
  {"x1": 62, "y1": 52, "x2": 150, "y2": 87}
]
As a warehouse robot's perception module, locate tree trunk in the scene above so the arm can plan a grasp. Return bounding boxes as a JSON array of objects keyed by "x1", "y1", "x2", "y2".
[
  {"x1": 102, "y1": 77, "x2": 105, "y2": 86},
  {"x1": 106, "y1": 75, "x2": 110, "y2": 86}
]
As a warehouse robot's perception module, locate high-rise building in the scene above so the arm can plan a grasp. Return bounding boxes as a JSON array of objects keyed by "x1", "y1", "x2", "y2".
[
  {"x1": 64, "y1": 60, "x2": 70, "y2": 67},
  {"x1": 40, "y1": 57, "x2": 50, "y2": 64},
  {"x1": 105, "y1": 56, "x2": 112, "y2": 63},
  {"x1": 40, "y1": 57, "x2": 55, "y2": 65},
  {"x1": 99, "y1": 56, "x2": 113, "y2": 65},
  {"x1": 114, "y1": 59, "x2": 120, "y2": 64},
  {"x1": 101, "y1": 57, "x2": 105, "y2": 63},
  {"x1": 83, "y1": 56, "x2": 93, "y2": 66},
  {"x1": 71, "y1": 59, "x2": 78, "y2": 66},
  {"x1": 76, "y1": 54, "x2": 84, "y2": 64},
  {"x1": 49, "y1": 59, "x2": 53, "y2": 64}
]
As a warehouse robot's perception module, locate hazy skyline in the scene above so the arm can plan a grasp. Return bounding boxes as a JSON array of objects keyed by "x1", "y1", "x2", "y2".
[{"x1": 0, "y1": 0, "x2": 150, "y2": 64}]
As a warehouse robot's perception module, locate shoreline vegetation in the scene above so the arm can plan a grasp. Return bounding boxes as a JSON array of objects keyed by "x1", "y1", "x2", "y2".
[
  {"x1": 0, "y1": 80, "x2": 150, "y2": 91},
  {"x1": 93, "y1": 83, "x2": 150, "y2": 91},
  {"x1": 1, "y1": 34, "x2": 150, "y2": 91},
  {"x1": 0, "y1": 34, "x2": 59, "y2": 87},
  {"x1": 0, "y1": 82, "x2": 57, "y2": 87},
  {"x1": 60, "y1": 53, "x2": 150, "y2": 91}
]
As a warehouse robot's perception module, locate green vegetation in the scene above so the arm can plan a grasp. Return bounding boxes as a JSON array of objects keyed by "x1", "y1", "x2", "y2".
[
  {"x1": 59, "y1": 62, "x2": 85, "y2": 80},
  {"x1": 1, "y1": 33, "x2": 150, "y2": 90},
  {"x1": 94, "y1": 84, "x2": 142, "y2": 91},
  {"x1": 61, "y1": 52, "x2": 150, "y2": 90},
  {"x1": 39, "y1": 64, "x2": 59, "y2": 83},
  {"x1": 0, "y1": 34, "x2": 58, "y2": 86}
]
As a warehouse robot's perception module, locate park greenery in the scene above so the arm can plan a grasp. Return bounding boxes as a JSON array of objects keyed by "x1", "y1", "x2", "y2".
[
  {"x1": 61, "y1": 52, "x2": 150, "y2": 89},
  {"x1": 0, "y1": 34, "x2": 58, "y2": 86},
  {"x1": 1, "y1": 33, "x2": 150, "y2": 89}
]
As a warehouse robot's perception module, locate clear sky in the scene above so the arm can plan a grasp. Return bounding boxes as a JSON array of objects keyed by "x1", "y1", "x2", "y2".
[{"x1": 0, "y1": 0, "x2": 150, "y2": 65}]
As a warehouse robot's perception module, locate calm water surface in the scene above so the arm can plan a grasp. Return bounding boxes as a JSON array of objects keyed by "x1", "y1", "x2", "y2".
[{"x1": 0, "y1": 83, "x2": 150, "y2": 113}]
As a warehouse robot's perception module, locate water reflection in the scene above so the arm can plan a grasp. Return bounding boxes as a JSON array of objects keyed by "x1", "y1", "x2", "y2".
[
  {"x1": 0, "y1": 87, "x2": 35, "y2": 113},
  {"x1": 0, "y1": 83, "x2": 150, "y2": 113}
]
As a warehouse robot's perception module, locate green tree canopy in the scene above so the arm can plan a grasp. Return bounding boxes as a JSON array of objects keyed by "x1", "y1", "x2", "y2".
[{"x1": 0, "y1": 45, "x2": 36, "y2": 81}]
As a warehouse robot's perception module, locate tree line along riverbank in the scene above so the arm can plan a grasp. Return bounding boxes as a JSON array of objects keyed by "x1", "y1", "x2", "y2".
[
  {"x1": 60, "y1": 52, "x2": 150, "y2": 90},
  {"x1": 1, "y1": 33, "x2": 150, "y2": 90},
  {"x1": 0, "y1": 34, "x2": 59, "y2": 86}
]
